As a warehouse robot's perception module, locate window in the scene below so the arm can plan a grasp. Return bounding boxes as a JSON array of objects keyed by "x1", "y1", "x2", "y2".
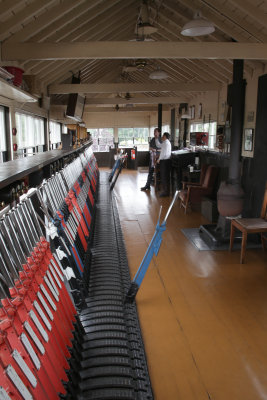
[
  {"x1": 15, "y1": 112, "x2": 45, "y2": 153},
  {"x1": 88, "y1": 128, "x2": 114, "y2": 152},
  {"x1": 0, "y1": 107, "x2": 7, "y2": 153},
  {"x1": 204, "y1": 122, "x2": 217, "y2": 149},
  {"x1": 49, "y1": 121, "x2": 61, "y2": 146},
  {"x1": 190, "y1": 121, "x2": 217, "y2": 149},
  {"x1": 150, "y1": 125, "x2": 170, "y2": 137},
  {"x1": 118, "y1": 127, "x2": 149, "y2": 151}
]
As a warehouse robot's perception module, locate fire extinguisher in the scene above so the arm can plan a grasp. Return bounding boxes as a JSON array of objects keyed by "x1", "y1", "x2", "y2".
[{"x1": 131, "y1": 149, "x2": 135, "y2": 160}]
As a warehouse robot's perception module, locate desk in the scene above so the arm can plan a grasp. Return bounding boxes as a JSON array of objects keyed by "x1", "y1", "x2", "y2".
[
  {"x1": 171, "y1": 151, "x2": 199, "y2": 191},
  {"x1": 182, "y1": 169, "x2": 201, "y2": 183}
]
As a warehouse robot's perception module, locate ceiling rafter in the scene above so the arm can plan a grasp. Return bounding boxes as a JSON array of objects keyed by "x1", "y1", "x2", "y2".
[
  {"x1": 0, "y1": 0, "x2": 56, "y2": 41},
  {"x1": 79, "y1": 7, "x2": 136, "y2": 42},
  {"x1": 227, "y1": 0, "x2": 267, "y2": 27},
  {"x1": 151, "y1": 1, "x2": 221, "y2": 43},
  {"x1": 200, "y1": 0, "x2": 267, "y2": 42},
  {"x1": 21, "y1": 1, "x2": 134, "y2": 72},
  {"x1": 172, "y1": 0, "x2": 257, "y2": 43},
  {"x1": 31, "y1": 0, "x2": 105, "y2": 42},
  {"x1": 43, "y1": 28, "x2": 135, "y2": 86},
  {"x1": 152, "y1": 30, "x2": 230, "y2": 83},
  {"x1": 4, "y1": 0, "x2": 87, "y2": 43},
  {"x1": 0, "y1": 0, "x2": 29, "y2": 20}
]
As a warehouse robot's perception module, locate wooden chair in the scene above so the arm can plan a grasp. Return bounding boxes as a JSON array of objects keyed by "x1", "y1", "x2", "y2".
[
  {"x1": 178, "y1": 165, "x2": 218, "y2": 214},
  {"x1": 229, "y1": 183, "x2": 267, "y2": 264}
]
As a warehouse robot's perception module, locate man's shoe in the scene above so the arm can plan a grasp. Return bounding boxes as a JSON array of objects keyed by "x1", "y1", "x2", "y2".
[{"x1": 141, "y1": 186, "x2": 150, "y2": 191}]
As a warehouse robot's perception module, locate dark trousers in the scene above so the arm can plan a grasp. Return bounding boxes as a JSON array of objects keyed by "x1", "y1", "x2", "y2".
[
  {"x1": 146, "y1": 162, "x2": 154, "y2": 187},
  {"x1": 160, "y1": 159, "x2": 171, "y2": 194}
]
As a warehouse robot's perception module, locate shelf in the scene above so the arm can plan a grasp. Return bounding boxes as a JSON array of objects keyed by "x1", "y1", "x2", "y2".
[
  {"x1": 0, "y1": 143, "x2": 91, "y2": 189},
  {"x1": 0, "y1": 76, "x2": 37, "y2": 103}
]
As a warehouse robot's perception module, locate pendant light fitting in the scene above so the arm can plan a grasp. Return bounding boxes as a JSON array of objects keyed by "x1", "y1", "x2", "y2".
[{"x1": 181, "y1": 11, "x2": 215, "y2": 37}]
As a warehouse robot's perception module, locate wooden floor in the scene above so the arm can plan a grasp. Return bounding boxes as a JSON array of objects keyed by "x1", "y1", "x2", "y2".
[{"x1": 110, "y1": 168, "x2": 267, "y2": 400}]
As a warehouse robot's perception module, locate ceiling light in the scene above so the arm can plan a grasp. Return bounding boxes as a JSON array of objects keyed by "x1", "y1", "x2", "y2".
[
  {"x1": 137, "y1": 23, "x2": 157, "y2": 36},
  {"x1": 137, "y1": 0, "x2": 158, "y2": 36},
  {"x1": 149, "y1": 67, "x2": 169, "y2": 80},
  {"x1": 181, "y1": 11, "x2": 215, "y2": 37}
]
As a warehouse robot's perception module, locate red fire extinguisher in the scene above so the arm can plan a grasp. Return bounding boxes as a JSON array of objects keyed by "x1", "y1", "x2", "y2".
[{"x1": 131, "y1": 149, "x2": 135, "y2": 160}]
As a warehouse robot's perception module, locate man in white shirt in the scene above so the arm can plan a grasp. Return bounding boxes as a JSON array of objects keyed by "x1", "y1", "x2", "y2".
[{"x1": 156, "y1": 132, "x2": 172, "y2": 197}]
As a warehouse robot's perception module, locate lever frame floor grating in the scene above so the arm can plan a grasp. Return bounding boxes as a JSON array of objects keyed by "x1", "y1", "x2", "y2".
[{"x1": 66, "y1": 172, "x2": 154, "y2": 400}]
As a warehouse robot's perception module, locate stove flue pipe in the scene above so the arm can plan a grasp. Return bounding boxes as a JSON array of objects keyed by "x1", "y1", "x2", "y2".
[
  {"x1": 228, "y1": 60, "x2": 246, "y2": 183},
  {"x1": 217, "y1": 60, "x2": 246, "y2": 217}
]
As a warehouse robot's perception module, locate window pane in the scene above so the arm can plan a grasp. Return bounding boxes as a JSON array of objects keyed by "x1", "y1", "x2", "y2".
[
  {"x1": 16, "y1": 112, "x2": 45, "y2": 149},
  {"x1": 88, "y1": 128, "x2": 114, "y2": 152},
  {"x1": 118, "y1": 128, "x2": 134, "y2": 148},
  {"x1": 162, "y1": 124, "x2": 170, "y2": 133},
  {"x1": 0, "y1": 107, "x2": 7, "y2": 152},
  {"x1": 204, "y1": 122, "x2": 217, "y2": 149},
  {"x1": 133, "y1": 127, "x2": 149, "y2": 150},
  {"x1": 49, "y1": 121, "x2": 61, "y2": 144}
]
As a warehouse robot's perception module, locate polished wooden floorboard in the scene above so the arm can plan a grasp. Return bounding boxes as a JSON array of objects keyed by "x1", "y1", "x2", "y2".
[{"x1": 107, "y1": 168, "x2": 267, "y2": 400}]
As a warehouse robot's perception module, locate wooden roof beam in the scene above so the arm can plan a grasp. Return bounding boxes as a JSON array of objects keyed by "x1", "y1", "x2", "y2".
[
  {"x1": 4, "y1": 41, "x2": 267, "y2": 61},
  {"x1": 49, "y1": 82, "x2": 221, "y2": 95}
]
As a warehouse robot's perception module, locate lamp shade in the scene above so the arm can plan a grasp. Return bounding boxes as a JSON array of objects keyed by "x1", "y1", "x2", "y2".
[
  {"x1": 137, "y1": 1, "x2": 158, "y2": 35},
  {"x1": 181, "y1": 12, "x2": 215, "y2": 37},
  {"x1": 149, "y1": 68, "x2": 169, "y2": 80},
  {"x1": 137, "y1": 23, "x2": 157, "y2": 35}
]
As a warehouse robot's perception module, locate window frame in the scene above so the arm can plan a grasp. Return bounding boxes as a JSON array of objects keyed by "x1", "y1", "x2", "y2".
[
  {"x1": 0, "y1": 106, "x2": 7, "y2": 162},
  {"x1": 15, "y1": 111, "x2": 45, "y2": 156},
  {"x1": 118, "y1": 127, "x2": 150, "y2": 151},
  {"x1": 190, "y1": 121, "x2": 218, "y2": 150},
  {"x1": 49, "y1": 120, "x2": 61, "y2": 148},
  {"x1": 88, "y1": 128, "x2": 115, "y2": 152}
]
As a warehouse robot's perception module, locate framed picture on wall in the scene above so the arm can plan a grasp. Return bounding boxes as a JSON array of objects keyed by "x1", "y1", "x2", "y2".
[
  {"x1": 244, "y1": 128, "x2": 253, "y2": 151},
  {"x1": 198, "y1": 103, "x2": 202, "y2": 119},
  {"x1": 191, "y1": 105, "x2": 195, "y2": 119}
]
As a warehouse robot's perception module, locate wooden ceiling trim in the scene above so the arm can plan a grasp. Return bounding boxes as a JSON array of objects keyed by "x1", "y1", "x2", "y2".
[
  {"x1": 58, "y1": 4, "x2": 128, "y2": 43},
  {"x1": 0, "y1": 0, "x2": 56, "y2": 41},
  {"x1": 152, "y1": 2, "x2": 221, "y2": 43},
  {"x1": 4, "y1": 0, "x2": 87, "y2": 43},
  {"x1": 201, "y1": 0, "x2": 266, "y2": 42},
  {"x1": 31, "y1": 0, "x2": 105, "y2": 42},
  {"x1": 21, "y1": 1, "x2": 119, "y2": 72},
  {"x1": 196, "y1": 60, "x2": 232, "y2": 82},
  {"x1": 81, "y1": 61, "x2": 121, "y2": 83},
  {"x1": 156, "y1": 59, "x2": 203, "y2": 83},
  {"x1": 227, "y1": 0, "x2": 267, "y2": 27},
  {"x1": 150, "y1": 9, "x2": 192, "y2": 41},
  {"x1": 31, "y1": 59, "x2": 74, "y2": 78},
  {"x1": 0, "y1": 0, "x2": 29, "y2": 21},
  {"x1": 42, "y1": 58, "x2": 98, "y2": 82},
  {"x1": 160, "y1": 0, "x2": 229, "y2": 42},
  {"x1": 177, "y1": 0, "x2": 257, "y2": 43},
  {"x1": 151, "y1": 9, "x2": 240, "y2": 77},
  {"x1": 33, "y1": 0, "x2": 120, "y2": 42},
  {"x1": 46, "y1": 31, "x2": 134, "y2": 86},
  {"x1": 81, "y1": 10, "x2": 136, "y2": 42},
  {"x1": 44, "y1": 60, "x2": 89, "y2": 87},
  {"x1": 167, "y1": 58, "x2": 221, "y2": 83}
]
